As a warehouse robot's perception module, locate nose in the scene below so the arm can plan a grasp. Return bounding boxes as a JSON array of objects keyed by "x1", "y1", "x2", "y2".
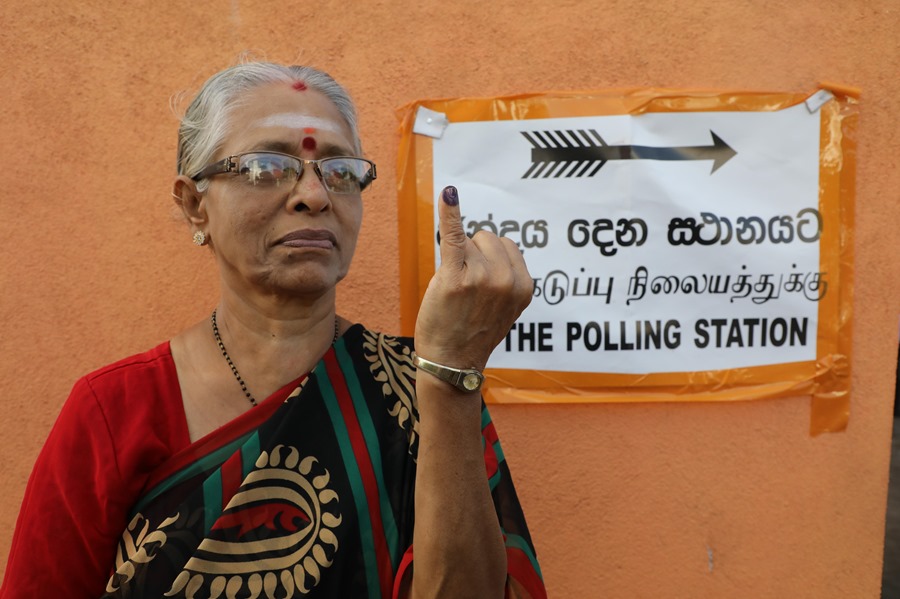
[{"x1": 285, "y1": 162, "x2": 331, "y2": 213}]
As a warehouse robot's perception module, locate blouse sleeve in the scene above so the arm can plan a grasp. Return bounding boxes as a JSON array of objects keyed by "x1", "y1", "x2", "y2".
[
  {"x1": 392, "y1": 401, "x2": 547, "y2": 599},
  {"x1": 0, "y1": 377, "x2": 131, "y2": 599}
]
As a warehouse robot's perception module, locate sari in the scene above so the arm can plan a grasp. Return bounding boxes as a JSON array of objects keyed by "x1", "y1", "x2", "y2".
[{"x1": 102, "y1": 325, "x2": 545, "y2": 598}]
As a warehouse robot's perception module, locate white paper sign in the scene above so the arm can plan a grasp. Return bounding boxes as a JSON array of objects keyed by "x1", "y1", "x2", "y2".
[{"x1": 432, "y1": 103, "x2": 823, "y2": 374}]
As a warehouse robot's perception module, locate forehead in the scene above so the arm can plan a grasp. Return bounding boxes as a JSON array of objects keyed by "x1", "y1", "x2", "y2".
[{"x1": 221, "y1": 83, "x2": 355, "y2": 152}]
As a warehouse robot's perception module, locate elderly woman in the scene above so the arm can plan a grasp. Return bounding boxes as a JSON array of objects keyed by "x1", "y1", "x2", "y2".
[{"x1": 1, "y1": 63, "x2": 544, "y2": 599}]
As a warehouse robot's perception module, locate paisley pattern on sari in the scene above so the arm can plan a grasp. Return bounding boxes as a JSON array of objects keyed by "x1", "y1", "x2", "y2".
[{"x1": 102, "y1": 325, "x2": 545, "y2": 599}]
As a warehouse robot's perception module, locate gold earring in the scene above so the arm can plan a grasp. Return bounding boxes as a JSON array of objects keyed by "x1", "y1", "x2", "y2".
[{"x1": 192, "y1": 231, "x2": 207, "y2": 246}]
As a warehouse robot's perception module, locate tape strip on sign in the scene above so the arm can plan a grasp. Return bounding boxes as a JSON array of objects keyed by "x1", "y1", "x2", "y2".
[{"x1": 412, "y1": 107, "x2": 449, "y2": 139}]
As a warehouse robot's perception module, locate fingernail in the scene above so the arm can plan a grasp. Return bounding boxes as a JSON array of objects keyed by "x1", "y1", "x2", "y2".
[{"x1": 441, "y1": 186, "x2": 459, "y2": 206}]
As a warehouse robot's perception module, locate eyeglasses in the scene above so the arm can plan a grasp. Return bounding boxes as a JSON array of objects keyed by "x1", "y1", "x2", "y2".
[{"x1": 191, "y1": 151, "x2": 377, "y2": 194}]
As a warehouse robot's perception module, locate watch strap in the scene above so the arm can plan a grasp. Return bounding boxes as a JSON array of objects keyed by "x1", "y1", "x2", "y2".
[{"x1": 412, "y1": 354, "x2": 485, "y2": 393}]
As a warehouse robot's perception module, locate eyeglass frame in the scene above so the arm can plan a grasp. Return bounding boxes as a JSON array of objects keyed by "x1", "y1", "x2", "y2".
[{"x1": 190, "y1": 151, "x2": 377, "y2": 193}]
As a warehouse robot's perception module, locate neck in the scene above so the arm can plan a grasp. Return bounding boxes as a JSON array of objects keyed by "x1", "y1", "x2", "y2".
[
  {"x1": 209, "y1": 286, "x2": 342, "y2": 400},
  {"x1": 217, "y1": 284, "x2": 338, "y2": 341}
]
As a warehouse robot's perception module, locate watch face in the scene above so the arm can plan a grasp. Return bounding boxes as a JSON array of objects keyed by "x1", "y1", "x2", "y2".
[{"x1": 462, "y1": 373, "x2": 482, "y2": 391}]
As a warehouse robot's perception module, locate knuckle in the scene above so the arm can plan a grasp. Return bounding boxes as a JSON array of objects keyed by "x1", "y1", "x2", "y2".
[
  {"x1": 471, "y1": 230, "x2": 495, "y2": 242},
  {"x1": 518, "y1": 286, "x2": 534, "y2": 309},
  {"x1": 487, "y1": 273, "x2": 516, "y2": 298},
  {"x1": 500, "y1": 237, "x2": 520, "y2": 252}
]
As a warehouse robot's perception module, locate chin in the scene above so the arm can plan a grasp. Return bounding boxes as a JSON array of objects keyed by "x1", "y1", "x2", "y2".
[{"x1": 257, "y1": 266, "x2": 346, "y2": 297}]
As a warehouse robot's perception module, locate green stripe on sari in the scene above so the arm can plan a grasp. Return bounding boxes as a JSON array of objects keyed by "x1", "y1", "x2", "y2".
[
  {"x1": 494, "y1": 439, "x2": 505, "y2": 464},
  {"x1": 202, "y1": 469, "x2": 223, "y2": 534},
  {"x1": 132, "y1": 431, "x2": 252, "y2": 515},
  {"x1": 505, "y1": 531, "x2": 544, "y2": 581},
  {"x1": 488, "y1": 467, "x2": 502, "y2": 492},
  {"x1": 241, "y1": 432, "x2": 260, "y2": 477},
  {"x1": 481, "y1": 405, "x2": 492, "y2": 429},
  {"x1": 316, "y1": 361, "x2": 382, "y2": 599},
  {"x1": 335, "y1": 338, "x2": 401, "y2": 568}
]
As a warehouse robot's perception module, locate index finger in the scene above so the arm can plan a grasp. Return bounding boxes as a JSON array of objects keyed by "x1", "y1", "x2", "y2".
[{"x1": 438, "y1": 185, "x2": 467, "y2": 268}]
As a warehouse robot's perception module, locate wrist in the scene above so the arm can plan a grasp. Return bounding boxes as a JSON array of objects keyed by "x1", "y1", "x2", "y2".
[
  {"x1": 415, "y1": 374, "x2": 483, "y2": 426},
  {"x1": 413, "y1": 353, "x2": 485, "y2": 393}
]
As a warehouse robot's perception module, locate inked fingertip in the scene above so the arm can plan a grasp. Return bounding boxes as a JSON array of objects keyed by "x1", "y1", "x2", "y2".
[{"x1": 441, "y1": 186, "x2": 459, "y2": 206}]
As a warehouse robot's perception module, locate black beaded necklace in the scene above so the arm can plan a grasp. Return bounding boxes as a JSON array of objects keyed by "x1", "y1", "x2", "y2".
[{"x1": 210, "y1": 309, "x2": 339, "y2": 408}]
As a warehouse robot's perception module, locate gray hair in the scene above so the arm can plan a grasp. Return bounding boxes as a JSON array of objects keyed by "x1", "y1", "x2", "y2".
[{"x1": 176, "y1": 62, "x2": 361, "y2": 192}]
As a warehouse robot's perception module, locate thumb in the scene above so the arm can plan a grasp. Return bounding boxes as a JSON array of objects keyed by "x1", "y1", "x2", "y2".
[{"x1": 438, "y1": 185, "x2": 467, "y2": 267}]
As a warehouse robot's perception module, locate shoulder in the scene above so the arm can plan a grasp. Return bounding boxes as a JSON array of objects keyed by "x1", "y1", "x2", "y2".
[
  {"x1": 74, "y1": 342, "x2": 182, "y2": 420},
  {"x1": 343, "y1": 324, "x2": 416, "y2": 368},
  {"x1": 353, "y1": 324, "x2": 414, "y2": 350},
  {"x1": 342, "y1": 324, "x2": 420, "y2": 452},
  {"x1": 63, "y1": 341, "x2": 190, "y2": 470},
  {"x1": 340, "y1": 324, "x2": 417, "y2": 391},
  {"x1": 40, "y1": 342, "x2": 177, "y2": 470},
  {"x1": 81, "y1": 341, "x2": 176, "y2": 393},
  {"x1": 4, "y1": 344, "x2": 181, "y2": 597},
  {"x1": 345, "y1": 324, "x2": 417, "y2": 390}
]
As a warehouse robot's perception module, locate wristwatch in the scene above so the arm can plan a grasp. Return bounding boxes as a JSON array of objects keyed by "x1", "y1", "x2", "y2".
[{"x1": 412, "y1": 354, "x2": 485, "y2": 393}]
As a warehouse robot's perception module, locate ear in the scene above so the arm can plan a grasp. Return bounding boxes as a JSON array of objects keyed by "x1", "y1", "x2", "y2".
[{"x1": 173, "y1": 175, "x2": 208, "y2": 228}]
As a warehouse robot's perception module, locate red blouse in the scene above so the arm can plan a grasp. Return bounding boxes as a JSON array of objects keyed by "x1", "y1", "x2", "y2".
[{"x1": 1, "y1": 343, "x2": 190, "y2": 598}]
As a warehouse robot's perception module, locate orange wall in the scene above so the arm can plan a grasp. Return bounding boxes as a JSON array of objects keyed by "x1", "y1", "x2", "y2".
[{"x1": 1, "y1": 1, "x2": 898, "y2": 597}]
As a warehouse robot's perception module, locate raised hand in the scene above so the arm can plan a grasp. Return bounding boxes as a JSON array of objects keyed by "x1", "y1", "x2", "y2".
[{"x1": 414, "y1": 186, "x2": 533, "y2": 373}]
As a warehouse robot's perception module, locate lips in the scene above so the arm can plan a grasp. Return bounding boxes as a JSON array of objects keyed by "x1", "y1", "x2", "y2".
[{"x1": 276, "y1": 229, "x2": 336, "y2": 249}]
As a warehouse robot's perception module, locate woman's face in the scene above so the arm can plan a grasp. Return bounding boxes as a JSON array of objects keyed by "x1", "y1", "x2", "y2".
[{"x1": 202, "y1": 82, "x2": 364, "y2": 300}]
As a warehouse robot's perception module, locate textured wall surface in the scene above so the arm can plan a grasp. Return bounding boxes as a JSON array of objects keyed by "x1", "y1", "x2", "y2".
[{"x1": 1, "y1": 1, "x2": 898, "y2": 597}]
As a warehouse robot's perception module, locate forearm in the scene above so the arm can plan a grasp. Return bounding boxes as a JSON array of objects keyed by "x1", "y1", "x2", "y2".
[
  {"x1": 410, "y1": 375, "x2": 507, "y2": 599},
  {"x1": 408, "y1": 184, "x2": 532, "y2": 597}
]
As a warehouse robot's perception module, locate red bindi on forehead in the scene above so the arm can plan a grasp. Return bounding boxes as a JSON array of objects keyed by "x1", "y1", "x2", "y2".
[
  {"x1": 292, "y1": 81, "x2": 308, "y2": 91},
  {"x1": 302, "y1": 137, "x2": 317, "y2": 151},
  {"x1": 303, "y1": 127, "x2": 316, "y2": 134}
]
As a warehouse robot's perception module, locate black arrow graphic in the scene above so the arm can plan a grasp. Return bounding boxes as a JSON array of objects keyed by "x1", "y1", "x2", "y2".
[{"x1": 521, "y1": 129, "x2": 737, "y2": 178}]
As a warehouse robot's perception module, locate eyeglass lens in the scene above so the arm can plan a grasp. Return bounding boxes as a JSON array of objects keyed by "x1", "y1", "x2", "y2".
[{"x1": 237, "y1": 153, "x2": 371, "y2": 193}]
